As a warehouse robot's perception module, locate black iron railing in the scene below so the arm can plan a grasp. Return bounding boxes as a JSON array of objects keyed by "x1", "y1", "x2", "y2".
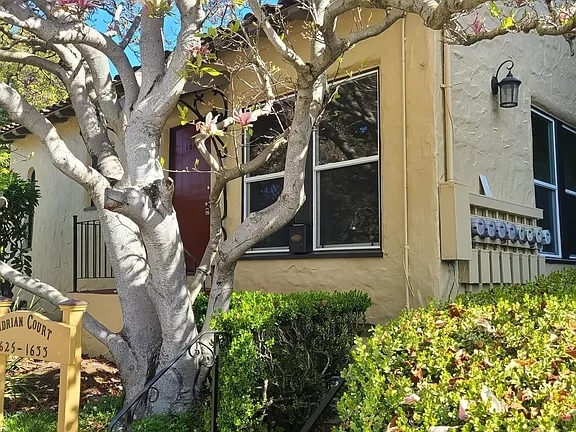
[
  {"x1": 73, "y1": 216, "x2": 200, "y2": 291},
  {"x1": 109, "y1": 331, "x2": 223, "y2": 432},
  {"x1": 299, "y1": 377, "x2": 346, "y2": 432},
  {"x1": 73, "y1": 215, "x2": 114, "y2": 292}
]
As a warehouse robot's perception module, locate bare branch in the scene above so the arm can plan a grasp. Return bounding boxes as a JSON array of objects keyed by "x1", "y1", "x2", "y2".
[
  {"x1": 0, "y1": 83, "x2": 101, "y2": 189},
  {"x1": 0, "y1": 49, "x2": 68, "y2": 80},
  {"x1": 448, "y1": 16, "x2": 576, "y2": 45},
  {"x1": 0, "y1": 0, "x2": 139, "y2": 111},
  {"x1": 78, "y1": 45, "x2": 126, "y2": 141},
  {"x1": 0, "y1": 260, "x2": 116, "y2": 348},
  {"x1": 139, "y1": 15, "x2": 166, "y2": 97},
  {"x1": 246, "y1": 0, "x2": 307, "y2": 71},
  {"x1": 226, "y1": 129, "x2": 288, "y2": 180}
]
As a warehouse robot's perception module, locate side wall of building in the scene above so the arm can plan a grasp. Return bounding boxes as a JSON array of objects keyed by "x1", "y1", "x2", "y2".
[
  {"x1": 449, "y1": 32, "x2": 576, "y2": 281},
  {"x1": 220, "y1": 14, "x2": 444, "y2": 323},
  {"x1": 10, "y1": 119, "x2": 94, "y2": 312}
]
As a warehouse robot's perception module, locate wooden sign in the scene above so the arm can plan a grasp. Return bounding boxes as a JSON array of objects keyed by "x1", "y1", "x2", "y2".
[
  {"x1": 0, "y1": 297, "x2": 88, "y2": 432},
  {"x1": 0, "y1": 311, "x2": 75, "y2": 364}
]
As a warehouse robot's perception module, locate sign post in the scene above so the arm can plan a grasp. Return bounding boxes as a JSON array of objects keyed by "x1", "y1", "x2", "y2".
[{"x1": 0, "y1": 296, "x2": 88, "y2": 432}]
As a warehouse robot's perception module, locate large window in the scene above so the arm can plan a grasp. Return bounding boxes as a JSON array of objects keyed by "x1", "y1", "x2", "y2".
[
  {"x1": 532, "y1": 108, "x2": 576, "y2": 258},
  {"x1": 243, "y1": 70, "x2": 381, "y2": 253}
]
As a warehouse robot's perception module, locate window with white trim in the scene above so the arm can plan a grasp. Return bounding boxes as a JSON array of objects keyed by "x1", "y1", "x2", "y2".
[
  {"x1": 243, "y1": 70, "x2": 381, "y2": 253},
  {"x1": 532, "y1": 108, "x2": 576, "y2": 258}
]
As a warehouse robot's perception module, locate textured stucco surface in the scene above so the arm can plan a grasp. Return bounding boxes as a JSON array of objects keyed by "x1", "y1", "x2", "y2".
[
  {"x1": 450, "y1": 33, "x2": 576, "y2": 276},
  {"x1": 450, "y1": 33, "x2": 576, "y2": 206},
  {"x1": 11, "y1": 119, "x2": 94, "y2": 314},
  {"x1": 226, "y1": 14, "x2": 443, "y2": 323}
]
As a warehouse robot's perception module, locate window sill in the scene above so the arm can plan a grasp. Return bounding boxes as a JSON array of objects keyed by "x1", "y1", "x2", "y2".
[
  {"x1": 241, "y1": 249, "x2": 383, "y2": 260},
  {"x1": 545, "y1": 257, "x2": 576, "y2": 265}
]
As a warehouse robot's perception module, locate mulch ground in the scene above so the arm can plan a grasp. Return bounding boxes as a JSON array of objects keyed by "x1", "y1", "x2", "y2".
[{"x1": 4, "y1": 356, "x2": 122, "y2": 412}]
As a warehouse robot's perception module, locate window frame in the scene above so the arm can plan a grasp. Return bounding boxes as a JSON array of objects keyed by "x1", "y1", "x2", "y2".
[
  {"x1": 531, "y1": 107, "x2": 576, "y2": 259},
  {"x1": 242, "y1": 94, "x2": 294, "y2": 254},
  {"x1": 242, "y1": 69, "x2": 382, "y2": 255},
  {"x1": 312, "y1": 70, "x2": 381, "y2": 252}
]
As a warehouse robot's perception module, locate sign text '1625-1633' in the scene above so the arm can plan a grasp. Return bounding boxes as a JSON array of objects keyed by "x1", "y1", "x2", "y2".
[{"x1": 0, "y1": 341, "x2": 48, "y2": 358}]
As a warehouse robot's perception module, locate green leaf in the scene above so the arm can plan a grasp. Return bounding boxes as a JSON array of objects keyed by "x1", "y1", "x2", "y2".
[
  {"x1": 488, "y1": 1, "x2": 502, "y2": 17},
  {"x1": 200, "y1": 66, "x2": 222, "y2": 76},
  {"x1": 177, "y1": 104, "x2": 189, "y2": 125},
  {"x1": 194, "y1": 158, "x2": 200, "y2": 167},
  {"x1": 229, "y1": 20, "x2": 240, "y2": 33},
  {"x1": 501, "y1": 15, "x2": 515, "y2": 29},
  {"x1": 207, "y1": 26, "x2": 217, "y2": 38}
]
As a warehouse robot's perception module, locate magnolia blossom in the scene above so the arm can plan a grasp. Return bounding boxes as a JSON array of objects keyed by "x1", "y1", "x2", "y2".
[
  {"x1": 233, "y1": 110, "x2": 259, "y2": 127},
  {"x1": 195, "y1": 112, "x2": 223, "y2": 136},
  {"x1": 403, "y1": 393, "x2": 420, "y2": 404},
  {"x1": 56, "y1": 0, "x2": 99, "y2": 9},
  {"x1": 191, "y1": 45, "x2": 211, "y2": 57},
  {"x1": 459, "y1": 399, "x2": 470, "y2": 421},
  {"x1": 471, "y1": 14, "x2": 485, "y2": 35}
]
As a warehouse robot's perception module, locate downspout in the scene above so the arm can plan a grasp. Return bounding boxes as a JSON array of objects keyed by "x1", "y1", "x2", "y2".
[
  {"x1": 401, "y1": 18, "x2": 410, "y2": 310},
  {"x1": 443, "y1": 31, "x2": 454, "y2": 182}
]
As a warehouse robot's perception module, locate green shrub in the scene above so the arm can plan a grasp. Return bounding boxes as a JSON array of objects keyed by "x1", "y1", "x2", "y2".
[
  {"x1": 337, "y1": 269, "x2": 576, "y2": 431},
  {"x1": 202, "y1": 290, "x2": 371, "y2": 432},
  {"x1": 0, "y1": 170, "x2": 40, "y2": 297}
]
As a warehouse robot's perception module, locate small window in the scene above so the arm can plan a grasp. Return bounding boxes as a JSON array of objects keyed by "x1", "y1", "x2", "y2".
[
  {"x1": 532, "y1": 108, "x2": 576, "y2": 258},
  {"x1": 243, "y1": 70, "x2": 381, "y2": 254}
]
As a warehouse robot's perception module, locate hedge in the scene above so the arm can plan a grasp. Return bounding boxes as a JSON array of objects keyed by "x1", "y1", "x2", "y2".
[
  {"x1": 195, "y1": 290, "x2": 371, "y2": 431},
  {"x1": 337, "y1": 269, "x2": 576, "y2": 431}
]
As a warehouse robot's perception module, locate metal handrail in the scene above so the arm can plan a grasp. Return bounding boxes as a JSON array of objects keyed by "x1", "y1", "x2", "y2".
[
  {"x1": 299, "y1": 377, "x2": 346, "y2": 432},
  {"x1": 108, "y1": 330, "x2": 224, "y2": 432}
]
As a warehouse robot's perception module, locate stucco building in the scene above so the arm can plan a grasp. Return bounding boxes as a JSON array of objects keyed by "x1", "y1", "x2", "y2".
[{"x1": 2, "y1": 12, "x2": 575, "y2": 356}]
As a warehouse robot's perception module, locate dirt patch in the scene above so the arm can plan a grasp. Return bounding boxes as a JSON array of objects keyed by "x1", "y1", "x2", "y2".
[{"x1": 4, "y1": 356, "x2": 122, "y2": 413}]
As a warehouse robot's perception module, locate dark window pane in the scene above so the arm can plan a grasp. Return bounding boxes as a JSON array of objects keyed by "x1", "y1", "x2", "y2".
[
  {"x1": 535, "y1": 185, "x2": 558, "y2": 254},
  {"x1": 532, "y1": 112, "x2": 555, "y2": 184},
  {"x1": 318, "y1": 73, "x2": 379, "y2": 165},
  {"x1": 318, "y1": 162, "x2": 379, "y2": 247},
  {"x1": 249, "y1": 178, "x2": 290, "y2": 249},
  {"x1": 561, "y1": 192, "x2": 576, "y2": 257},
  {"x1": 559, "y1": 126, "x2": 576, "y2": 192},
  {"x1": 247, "y1": 99, "x2": 294, "y2": 176}
]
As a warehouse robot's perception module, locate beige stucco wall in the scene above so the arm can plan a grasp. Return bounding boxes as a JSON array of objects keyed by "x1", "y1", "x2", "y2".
[
  {"x1": 450, "y1": 33, "x2": 576, "y2": 204},
  {"x1": 218, "y1": 14, "x2": 444, "y2": 323},
  {"x1": 449, "y1": 33, "x2": 576, "y2": 276},
  {"x1": 10, "y1": 118, "x2": 97, "y2": 315}
]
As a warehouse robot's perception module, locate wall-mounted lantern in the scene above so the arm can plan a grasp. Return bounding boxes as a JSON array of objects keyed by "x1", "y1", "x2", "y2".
[{"x1": 491, "y1": 60, "x2": 522, "y2": 108}]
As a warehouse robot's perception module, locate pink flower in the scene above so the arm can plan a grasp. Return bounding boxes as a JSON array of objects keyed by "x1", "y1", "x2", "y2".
[
  {"x1": 562, "y1": 413, "x2": 572, "y2": 421},
  {"x1": 56, "y1": 0, "x2": 98, "y2": 9},
  {"x1": 195, "y1": 112, "x2": 223, "y2": 136},
  {"x1": 471, "y1": 14, "x2": 485, "y2": 35},
  {"x1": 191, "y1": 45, "x2": 211, "y2": 57},
  {"x1": 403, "y1": 393, "x2": 420, "y2": 405},
  {"x1": 459, "y1": 399, "x2": 470, "y2": 421},
  {"x1": 233, "y1": 110, "x2": 258, "y2": 126}
]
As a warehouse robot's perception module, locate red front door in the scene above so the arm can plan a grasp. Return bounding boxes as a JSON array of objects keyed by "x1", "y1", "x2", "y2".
[{"x1": 170, "y1": 125, "x2": 211, "y2": 273}]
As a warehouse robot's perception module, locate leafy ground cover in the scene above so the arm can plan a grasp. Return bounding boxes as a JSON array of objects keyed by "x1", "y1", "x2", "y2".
[
  {"x1": 2, "y1": 357, "x2": 121, "y2": 431},
  {"x1": 338, "y1": 269, "x2": 576, "y2": 431}
]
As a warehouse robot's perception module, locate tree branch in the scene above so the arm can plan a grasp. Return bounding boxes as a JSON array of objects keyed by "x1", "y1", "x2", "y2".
[
  {"x1": 0, "y1": 49, "x2": 68, "y2": 80},
  {"x1": 0, "y1": 83, "x2": 101, "y2": 189},
  {"x1": 448, "y1": 15, "x2": 576, "y2": 45},
  {"x1": 139, "y1": 15, "x2": 166, "y2": 97},
  {"x1": 246, "y1": 0, "x2": 307, "y2": 71},
  {"x1": 78, "y1": 45, "x2": 126, "y2": 142},
  {"x1": 0, "y1": 260, "x2": 116, "y2": 348},
  {"x1": 0, "y1": 0, "x2": 139, "y2": 111}
]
